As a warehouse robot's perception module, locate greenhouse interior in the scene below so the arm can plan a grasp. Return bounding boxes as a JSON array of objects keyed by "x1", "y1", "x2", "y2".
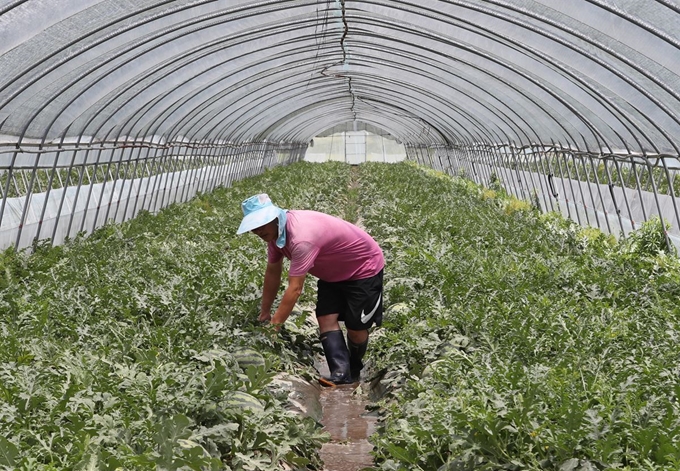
[{"x1": 1, "y1": 1, "x2": 680, "y2": 470}]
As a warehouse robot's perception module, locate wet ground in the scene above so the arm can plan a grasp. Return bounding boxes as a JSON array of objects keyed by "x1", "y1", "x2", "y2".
[{"x1": 317, "y1": 362, "x2": 378, "y2": 471}]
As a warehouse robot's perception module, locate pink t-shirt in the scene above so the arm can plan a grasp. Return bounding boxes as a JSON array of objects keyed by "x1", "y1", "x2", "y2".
[{"x1": 267, "y1": 210, "x2": 384, "y2": 282}]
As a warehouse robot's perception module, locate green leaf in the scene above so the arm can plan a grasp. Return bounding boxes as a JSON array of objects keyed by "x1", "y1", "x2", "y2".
[
  {"x1": 0, "y1": 437, "x2": 18, "y2": 466},
  {"x1": 74, "y1": 452, "x2": 98, "y2": 471},
  {"x1": 153, "y1": 414, "x2": 193, "y2": 445},
  {"x1": 559, "y1": 458, "x2": 580, "y2": 471},
  {"x1": 384, "y1": 443, "x2": 417, "y2": 464}
]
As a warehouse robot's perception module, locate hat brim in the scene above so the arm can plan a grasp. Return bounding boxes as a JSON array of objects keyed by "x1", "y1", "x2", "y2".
[{"x1": 237, "y1": 206, "x2": 280, "y2": 234}]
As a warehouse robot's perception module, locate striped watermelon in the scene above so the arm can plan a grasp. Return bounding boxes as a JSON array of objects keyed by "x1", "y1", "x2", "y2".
[
  {"x1": 233, "y1": 348, "x2": 266, "y2": 369},
  {"x1": 436, "y1": 334, "x2": 473, "y2": 356},
  {"x1": 225, "y1": 391, "x2": 265, "y2": 413}
]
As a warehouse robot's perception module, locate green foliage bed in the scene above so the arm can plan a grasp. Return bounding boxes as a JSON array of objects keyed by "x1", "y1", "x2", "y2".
[
  {"x1": 1, "y1": 160, "x2": 678, "y2": 470},
  {"x1": 0, "y1": 162, "x2": 354, "y2": 470},
  {"x1": 359, "y1": 162, "x2": 680, "y2": 471}
]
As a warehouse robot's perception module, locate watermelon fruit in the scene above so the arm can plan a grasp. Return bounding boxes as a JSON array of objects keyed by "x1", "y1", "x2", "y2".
[
  {"x1": 233, "y1": 348, "x2": 266, "y2": 369},
  {"x1": 224, "y1": 391, "x2": 265, "y2": 413}
]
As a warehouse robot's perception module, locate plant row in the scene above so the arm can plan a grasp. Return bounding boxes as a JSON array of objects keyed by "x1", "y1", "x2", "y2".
[
  {"x1": 357, "y1": 162, "x2": 680, "y2": 471},
  {"x1": 0, "y1": 161, "x2": 354, "y2": 470},
  {"x1": 3, "y1": 159, "x2": 678, "y2": 471}
]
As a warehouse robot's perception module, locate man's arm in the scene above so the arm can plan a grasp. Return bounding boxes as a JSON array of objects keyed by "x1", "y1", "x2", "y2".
[
  {"x1": 270, "y1": 274, "x2": 306, "y2": 330},
  {"x1": 259, "y1": 260, "x2": 282, "y2": 322}
]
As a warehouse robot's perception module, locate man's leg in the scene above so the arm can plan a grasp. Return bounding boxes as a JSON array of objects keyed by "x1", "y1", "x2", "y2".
[
  {"x1": 317, "y1": 313, "x2": 341, "y2": 333},
  {"x1": 343, "y1": 269, "x2": 383, "y2": 381},
  {"x1": 317, "y1": 314, "x2": 353, "y2": 386},
  {"x1": 347, "y1": 329, "x2": 369, "y2": 381},
  {"x1": 318, "y1": 318, "x2": 367, "y2": 383},
  {"x1": 347, "y1": 329, "x2": 368, "y2": 343}
]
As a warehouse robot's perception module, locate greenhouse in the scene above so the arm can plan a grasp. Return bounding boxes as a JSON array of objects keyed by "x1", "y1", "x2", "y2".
[{"x1": 1, "y1": 1, "x2": 679, "y2": 470}]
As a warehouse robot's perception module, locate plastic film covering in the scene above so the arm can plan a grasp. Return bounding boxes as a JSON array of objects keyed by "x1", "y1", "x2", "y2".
[
  {"x1": 1, "y1": 1, "x2": 680, "y2": 249},
  {"x1": 0, "y1": 0, "x2": 677, "y2": 150},
  {"x1": 0, "y1": 140, "x2": 305, "y2": 249}
]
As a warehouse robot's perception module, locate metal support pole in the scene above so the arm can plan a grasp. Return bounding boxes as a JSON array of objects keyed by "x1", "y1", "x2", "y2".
[
  {"x1": 569, "y1": 153, "x2": 591, "y2": 226},
  {"x1": 631, "y1": 161, "x2": 648, "y2": 223},
  {"x1": 15, "y1": 152, "x2": 42, "y2": 249},
  {"x1": 580, "y1": 154, "x2": 602, "y2": 230},
  {"x1": 510, "y1": 146, "x2": 527, "y2": 201},
  {"x1": 530, "y1": 149, "x2": 551, "y2": 212},
  {"x1": 249, "y1": 144, "x2": 257, "y2": 176},
  {"x1": 495, "y1": 147, "x2": 515, "y2": 197},
  {"x1": 476, "y1": 147, "x2": 491, "y2": 186},
  {"x1": 660, "y1": 157, "x2": 680, "y2": 238},
  {"x1": 0, "y1": 150, "x2": 20, "y2": 239},
  {"x1": 603, "y1": 159, "x2": 626, "y2": 236},
  {"x1": 181, "y1": 144, "x2": 203, "y2": 203},
  {"x1": 102, "y1": 147, "x2": 130, "y2": 225},
  {"x1": 561, "y1": 151, "x2": 581, "y2": 224},
  {"x1": 132, "y1": 147, "x2": 157, "y2": 217},
  {"x1": 222, "y1": 146, "x2": 238, "y2": 187},
  {"x1": 588, "y1": 156, "x2": 613, "y2": 235},
  {"x1": 237, "y1": 145, "x2": 248, "y2": 179},
  {"x1": 35, "y1": 147, "x2": 63, "y2": 244},
  {"x1": 194, "y1": 145, "x2": 208, "y2": 195},
  {"x1": 142, "y1": 147, "x2": 165, "y2": 213},
  {"x1": 203, "y1": 144, "x2": 221, "y2": 193},
  {"x1": 554, "y1": 152, "x2": 573, "y2": 221},
  {"x1": 645, "y1": 157, "x2": 673, "y2": 252},
  {"x1": 51, "y1": 149, "x2": 79, "y2": 243},
  {"x1": 157, "y1": 146, "x2": 182, "y2": 210},
  {"x1": 519, "y1": 148, "x2": 541, "y2": 210},
  {"x1": 90, "y1": 146, "x2": 117, "y2": 233},
  {"x1": 119, "y1": 145, "x2": 146, "y2": 223},
  {"x1": 612, "y1": 158, "x2": 635, "y2": 234},
  {"x1": 156, "y1": 145, "x2": 182, "y2": 208},
  {"x1": 232, "y1": 146, "x2": 245, "y2": 182},
  {"x1": 214, "y1": 145, "x2": 231, "y2": 188},
  {"x1": 66, "y1": 151, "x2": 90, "y2": 239},
  {"x1": 539, "y1": 152, "x2": 560, "y2": 211}
]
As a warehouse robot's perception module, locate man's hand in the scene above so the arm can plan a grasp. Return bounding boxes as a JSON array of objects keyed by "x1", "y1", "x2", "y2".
[
  {"x1": 259, "y1": 261, "x2": 282, "y2": 324},
  {"x1": 268, "y1": 275, "x2": 305, "y2": 329}
]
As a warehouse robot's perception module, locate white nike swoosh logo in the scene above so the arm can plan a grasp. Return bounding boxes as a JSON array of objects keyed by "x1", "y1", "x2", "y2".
[{"x1": 360, "y1": 295, "x2": 381, "y2": 324}]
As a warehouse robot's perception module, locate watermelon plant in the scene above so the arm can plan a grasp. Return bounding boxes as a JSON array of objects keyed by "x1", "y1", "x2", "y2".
[
  {"x1": 2, "y1": 159, "x2": 678, "y2": 471},
  {"x1": 0, "y1": 162, "x2": 355, "y2": 470},
  {"x1": 357, "y1": 162, "x2": 680, "y2": 471}
]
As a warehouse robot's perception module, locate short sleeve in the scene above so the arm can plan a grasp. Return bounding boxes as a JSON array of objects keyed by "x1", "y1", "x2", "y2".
[
  {"x1": 267, "y1": 243, "x2": 283, "y2": 264},
  {"x1": 289, "y1": 241, "x2": 320, "y2": 276}
]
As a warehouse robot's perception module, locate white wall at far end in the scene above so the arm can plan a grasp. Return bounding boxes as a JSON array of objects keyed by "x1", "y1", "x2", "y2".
[{"x1": 304, "y1": 131, "x2": 406, "y2": 163}]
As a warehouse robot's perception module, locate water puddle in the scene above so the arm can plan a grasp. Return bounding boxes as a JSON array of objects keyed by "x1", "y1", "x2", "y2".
[
  {"x1": 316, "y1": 362, "x2": 377, "y2": 470},
  {"x1": 304, "y1": 236, "x2": 379, "y2": 471}
]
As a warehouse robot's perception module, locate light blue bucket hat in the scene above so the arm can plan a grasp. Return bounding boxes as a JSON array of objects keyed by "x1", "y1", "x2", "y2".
[{"x1": 237, "y1": 194, "x2": 287, "y2": 247}]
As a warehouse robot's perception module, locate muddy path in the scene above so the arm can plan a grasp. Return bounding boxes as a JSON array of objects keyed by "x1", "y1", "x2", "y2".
[
  {"x1": 317, "y1": 165, "x2": 380, "y2": 470},
  {"x1": 315, "y1": 359, "x2": 378, "y2": 471}
]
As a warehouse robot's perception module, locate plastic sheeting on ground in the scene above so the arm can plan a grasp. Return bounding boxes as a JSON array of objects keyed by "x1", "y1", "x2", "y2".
[{"x1": 0, "y1": 165, "x2": 238, "y2": 250}]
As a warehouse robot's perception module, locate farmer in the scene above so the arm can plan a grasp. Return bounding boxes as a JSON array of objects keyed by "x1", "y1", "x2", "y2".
[{"x1": 237, "y1": 194, "x2": 385, "y2": 386}]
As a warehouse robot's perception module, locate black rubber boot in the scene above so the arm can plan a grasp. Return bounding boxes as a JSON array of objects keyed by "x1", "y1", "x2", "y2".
[
  {"x1": 319, "y1": 330, "x2": 353, "y2": 386},
  {"x1": 348, "y1": 338, "x2": 368, "y2": 381}
]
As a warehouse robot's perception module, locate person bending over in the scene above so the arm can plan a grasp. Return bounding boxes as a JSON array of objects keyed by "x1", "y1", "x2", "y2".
[{"x1": 237, "y1": 194, "x2": 384, "y2": 386}]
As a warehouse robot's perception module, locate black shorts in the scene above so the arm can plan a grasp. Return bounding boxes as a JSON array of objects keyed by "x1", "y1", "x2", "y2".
[{"x1": 316, "y1": 269, "x2": 384, "y2": 331}]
